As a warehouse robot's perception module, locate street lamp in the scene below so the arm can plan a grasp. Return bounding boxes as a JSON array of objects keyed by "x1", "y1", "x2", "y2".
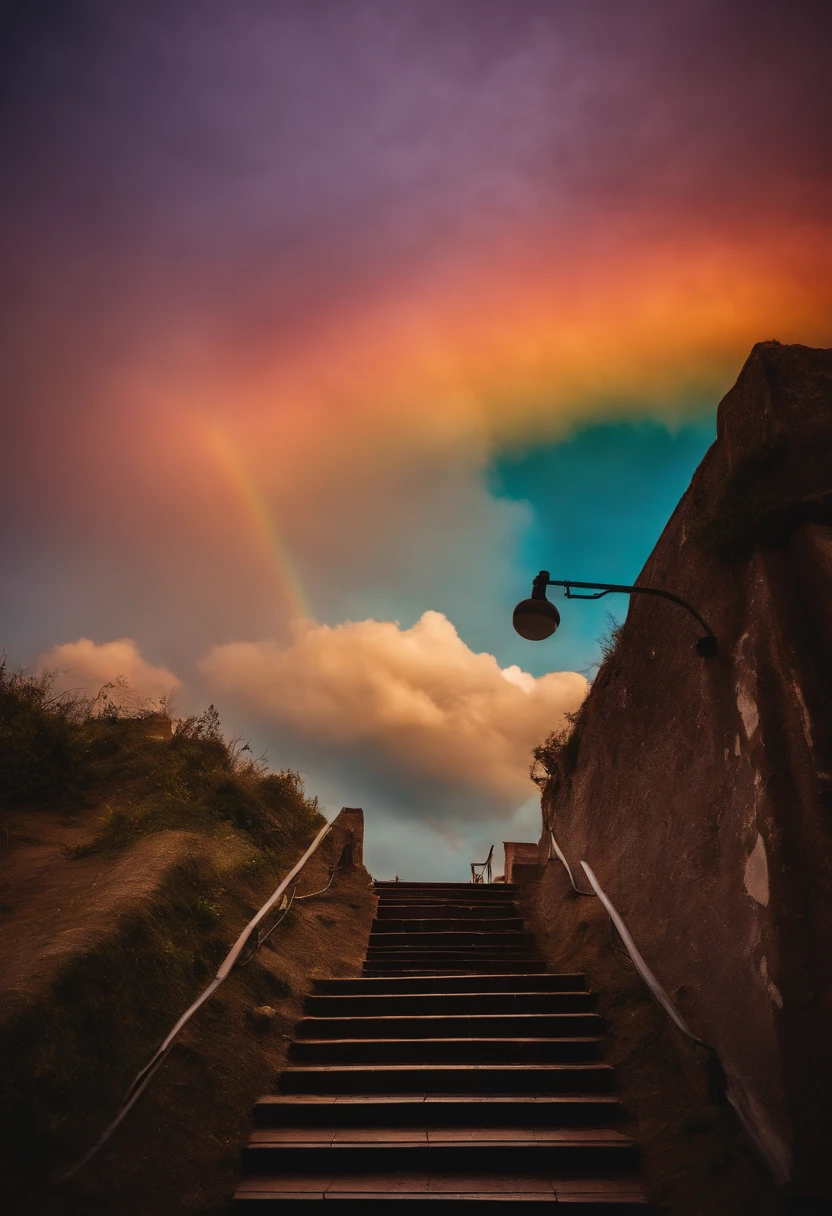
[{"x1": 513, "y1": 570, "x2": 718, "y2": 657}]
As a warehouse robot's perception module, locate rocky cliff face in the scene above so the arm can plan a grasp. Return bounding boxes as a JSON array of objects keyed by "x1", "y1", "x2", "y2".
[{"x1": 540, "y1": 341, "x2": 832, "y2": 1197}]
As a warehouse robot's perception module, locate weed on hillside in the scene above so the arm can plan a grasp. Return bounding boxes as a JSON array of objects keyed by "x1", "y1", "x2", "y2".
[
  {"x1": 529, "y1": 700, "x2": 588, "y2": 791},
  {"x1": 529, "y1": 611, "x2": 621, "y2": 793},
  {"x1": 0, "y1": 661, "x2": 324, "y2": 858}
]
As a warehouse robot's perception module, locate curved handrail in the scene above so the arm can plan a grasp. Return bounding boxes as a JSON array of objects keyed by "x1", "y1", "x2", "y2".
[
  {"x1": 546, "y1": 827, "x2": 722, "y2": 1101},
  {"x1": 548, "y1": 830, "x2": 594, "y2": 895},
  {"x1": 580, "y1": 861, "x2": 715, "y2": 1052},
  {"x1": 66, "y1": 819, "x2": 334, "y2": 1175}
]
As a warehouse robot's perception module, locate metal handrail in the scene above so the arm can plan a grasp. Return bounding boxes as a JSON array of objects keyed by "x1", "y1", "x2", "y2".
[
  {"x1": 580, "y1": 861, "x2": 716, "y2": 1054},
  {"x1": 548, "y1": 830, "x2": 798, "y2": 1178},
  {"x1": 546, "y1": 826, "x2": 723, "y2": 1103},
  {"x1": 66, "y1": 818, "x2": 334, "y2": 1175},
  {"x1": 547, "y1": 829, "x2": 594, "y2": 895},
  {"x1": 471, "y1": 844, "x2": 494, "y2": 884}
]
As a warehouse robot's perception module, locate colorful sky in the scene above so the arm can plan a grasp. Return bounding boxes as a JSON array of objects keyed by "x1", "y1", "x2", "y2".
[{"x1": 2, "y1": 1, "x2": 831, "y2": 877}]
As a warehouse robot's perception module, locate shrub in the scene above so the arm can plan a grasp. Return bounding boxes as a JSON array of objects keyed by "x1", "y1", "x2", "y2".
[
  {"x1": 530, "y1": 700, "x2": 588, "y2": 790},
  {"x1": 0, "y1": 661, "x2": 324, "y2": 856},
  {"x1": 0, "y1": 662, "x2": 89, "y2": 811},
  {"x1": 598, "y1": 610, "x2": 623, "y2": 663}
]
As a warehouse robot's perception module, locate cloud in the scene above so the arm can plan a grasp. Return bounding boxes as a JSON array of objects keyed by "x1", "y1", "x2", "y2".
[
  {"x1": 36, "y1": 638, "x2": 182, "y2": 705},
  {"x1": 198, "y1": 611, "x2": 587, "y2": 814},
  {"x1": 4, "y1": 0, "x2": 831, "y2": 685}
]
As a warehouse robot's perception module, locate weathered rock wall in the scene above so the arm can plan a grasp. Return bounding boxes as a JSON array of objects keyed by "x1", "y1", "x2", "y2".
[{"x1": 541, "y1": 342, "x2": 832, "y2": 1197}]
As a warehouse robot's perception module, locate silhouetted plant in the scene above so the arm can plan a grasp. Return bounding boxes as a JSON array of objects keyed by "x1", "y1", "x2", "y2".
[
  {"x1": 530, "y1": 700, "x2": 588, "y2": 790},
  {"x1": 0, "y1": 661, "x2": 89, "y2": 810},
  {"x1": 598, "y1": 611, "x2": 623, "y2": 662},
  {"x1": 0, "y1": 659, "x2": 324, "y2": 853}
]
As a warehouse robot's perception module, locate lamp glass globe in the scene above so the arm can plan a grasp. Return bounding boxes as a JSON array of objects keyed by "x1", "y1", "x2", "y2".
[{"x1": 512, "y1": 598, "x2": 560, "y2": 641}]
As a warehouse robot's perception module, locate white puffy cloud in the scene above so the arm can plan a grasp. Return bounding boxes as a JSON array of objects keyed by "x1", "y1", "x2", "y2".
[
  {"x1": 198, "y1": 611, "x2": 586, "y2": 810},
  {"x1": 36, "y1": 638, "x2": 182, "y2": 706}
]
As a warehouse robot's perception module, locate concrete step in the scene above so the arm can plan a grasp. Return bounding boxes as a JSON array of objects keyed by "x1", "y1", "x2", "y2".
[
  {"x1": 370, "y1": 907, "x2": 521, "y2": 914},
  {"x1": 374, "y1": 902, "x2": 520, "y2": 912},
  {"x1": 369, "y1": 919, "x2": 525, "y2": 929},
  {"x1": 362, "y1": 959, "x2": 546, "y2": 968},
  {"x1": 374, "y1": 914, "x2": 523, "y2": 919},
  {"x1": 234, "y1": 867, "x2": 652, "y2": 1212},
  {"x1": 368, "y1": 930, "x2": 535, "y2": 948},
  {"x1": 362, "y1": 966, "x2": 550, "y2": 977},
  {"x1": 374, "y1": 883, "x2": 517, "y2": 892},
  {"x1": 363, "y1": 957, "x2": 547, "y2": 969},
  {"x1": 363, "y1": 956, "x2": 546, "y2": 964},
  {"x1": 363, "y1": 962, "x2": 545, "y2": 972},
  {"x1": 313, "y1": 975, "x2": 587, "y2": 995},
  {"x1": 362, "y1": 968, "x2": 550, "y2": 976},
  {"x1": 367, "y1": 935, "x2": 533, "y2": 945},
  {"x1": 242, "y1": 1127, "x2": 638, "y2": 1175},
  {"x1": 253, "y1": 1094, "x2": 626, "y2": 1129},
  {"x1": 295, "y1": 1013, "x2": 603, "y2": 1039},
  {"x1": 372, "y1": 905, "x2": 520, "y2": 916},
  {"x1": 304, "y1": 991, "x2": 595, "y2": 1017},
  {"x1": 364, "y1": 957, "x2": 542, "y2": 968},
  {"x1": 357, "y1": 969, "x2": 552, "y2": 980},
  {"x1": 374, "y1": 903, "x2": 519, "y2": 915},
  {"x1": 234, "y1": 1175, "x2": 649, "y2": 1209},
  {"x1": 278, "y1": 1063, "x2": 617, "y2": 1094},
  {"x1": 233, "y1": 858, "x2": 653, "y2": 1212},
  {"x1": 375, "y1": 892, "x2": 517, "y2": 903},
  {"x1": 364, "y1": 946, "x2": 544, "y2": 959},
  {"x1": 289, "y1": 1037, "x2": 604, "y2": 1066}
]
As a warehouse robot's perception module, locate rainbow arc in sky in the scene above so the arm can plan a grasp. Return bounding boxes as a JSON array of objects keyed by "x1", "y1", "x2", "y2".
[{"x1": 198, "y1": 415, "x2": 311, "y2": 624}]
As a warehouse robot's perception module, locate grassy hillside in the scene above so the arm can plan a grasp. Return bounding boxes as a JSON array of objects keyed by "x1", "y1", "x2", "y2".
[
  {"x1": 0, "y1": 660, "x2": 336, "y2": 1196},
  {"x1": 0, "y1": 660, "x2": 324, "y2": 857}
]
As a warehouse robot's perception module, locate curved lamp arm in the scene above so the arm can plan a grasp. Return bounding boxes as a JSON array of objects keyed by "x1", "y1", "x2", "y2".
[{"x1": 532, "y1": 571, "x2": 718, "y2": 656}]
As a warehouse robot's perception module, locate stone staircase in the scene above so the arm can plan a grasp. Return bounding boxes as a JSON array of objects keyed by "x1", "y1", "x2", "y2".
[{"x1": 234, "y1": 880, "x2": 649, "y2": 1209}]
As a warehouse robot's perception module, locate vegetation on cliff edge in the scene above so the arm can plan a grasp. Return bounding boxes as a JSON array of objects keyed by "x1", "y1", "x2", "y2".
[{"x1": 0, "y1": 659, "x2": 324, "y2": 857}]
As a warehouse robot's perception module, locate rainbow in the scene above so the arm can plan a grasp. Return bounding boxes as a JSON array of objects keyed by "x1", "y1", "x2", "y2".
[
  {"x1": 190, "y1": 221, "x2": 832, "y2": 452},
  {"x1": 168, "y1": 220, "x2": 831, "y2": 629},
  {"x1": 197, "y1": 415, "x2": 311, "y2": 622}
]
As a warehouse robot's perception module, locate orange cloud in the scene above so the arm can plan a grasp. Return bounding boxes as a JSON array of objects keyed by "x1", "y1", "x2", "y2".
[
  {"x1": 198, "y1": 611, "x2": 587, "y2": 809},
  {"x1": 164, "y1": 221, "x2": 832, "y2": 536},
  {"x1": 37, "y1": 638, "x2": 182, "y2": 706}
]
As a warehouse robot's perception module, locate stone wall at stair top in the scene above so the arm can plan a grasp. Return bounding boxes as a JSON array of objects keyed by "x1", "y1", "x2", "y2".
[
  {"x1": 331, "y1": 807, "x2": 364, "y2": 869},
  {"x1": 540, "y1": 341, "x2": 832, "y2": 1198},
  {"x1": 503, "y1": 842, "x2": 540, "y2": 883}
]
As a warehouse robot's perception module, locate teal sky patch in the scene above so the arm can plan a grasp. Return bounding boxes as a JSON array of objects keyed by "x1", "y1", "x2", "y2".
[{"x1": 489, "y1": 418, "x2": 716, "y2": 675}]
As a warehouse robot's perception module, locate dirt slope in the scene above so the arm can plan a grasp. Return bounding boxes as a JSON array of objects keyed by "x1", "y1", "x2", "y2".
[
  {"x1": 0, "y1": 821, "x2": 238, "y2": 1027},
  {"x1": 0, "y1": 807, "x2": 374, "y2": 1214}
]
